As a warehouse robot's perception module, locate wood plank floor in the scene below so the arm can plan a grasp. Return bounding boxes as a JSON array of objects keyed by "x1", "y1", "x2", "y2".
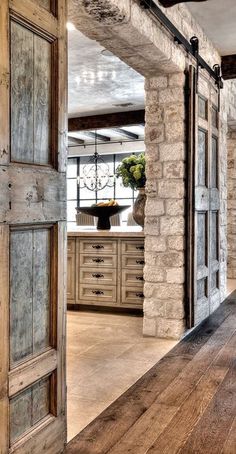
[{"x1": 65, "y1": 293, "x2": 236, "y2": 454}]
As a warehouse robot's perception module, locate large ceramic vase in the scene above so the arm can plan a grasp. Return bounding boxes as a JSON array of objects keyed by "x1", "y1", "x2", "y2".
[{"x1": 133, "y1": 187, "x2": 146, "y2": 228}]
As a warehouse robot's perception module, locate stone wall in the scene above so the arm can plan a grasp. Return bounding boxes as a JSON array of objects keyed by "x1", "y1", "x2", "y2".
[
  {"x1": 227, "y1": 130, "x2": 236, "y2": 279},
  {"x1": 143, "y1": 73, "x2": 186, "y2": 339}
]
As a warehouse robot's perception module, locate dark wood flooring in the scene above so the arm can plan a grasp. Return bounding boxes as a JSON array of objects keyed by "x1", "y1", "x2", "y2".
[{"x1": 65, "y1": 293, "x2": 236, "y2": 454}]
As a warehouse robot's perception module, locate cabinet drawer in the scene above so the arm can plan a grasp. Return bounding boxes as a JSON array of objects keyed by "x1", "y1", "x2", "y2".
[
  {"x1": 122, "y1": 269, "x2": 144, "y2": 287},
  {"x1": 79, "y1": 284, "x2": 116, "y2": 303},
  {"x1": 122, "y1": 255, "x2": 145, "y2": 269},
  {"x1": 80, "y1": 239, "x2": 117, "y2": 255},
  {"x1": 121, "y1": 240, "x2": 144, "y2": 256},
  {"x1": 80, "y1": 254, "x2": 117, "y2": 268},
  {"x1": 67, "y1": 238, "x2": 75, "y2": 254},
  {"x1": 80, "y1": 268, "x2": 116, "y2": 285},
  {"x1": 122, "y1": 287, "x2": 144, "y2": 306}
]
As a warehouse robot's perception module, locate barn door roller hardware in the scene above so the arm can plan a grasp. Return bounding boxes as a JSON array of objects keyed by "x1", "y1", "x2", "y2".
[{"x1": 139, "y1": 0, "x2": 223, "y2": 91}]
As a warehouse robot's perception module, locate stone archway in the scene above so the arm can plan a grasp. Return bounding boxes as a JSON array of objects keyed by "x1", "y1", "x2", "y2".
[
  {"x1": 69, "y1": 0, "x2": 187, "y2": 339},
  {"x1": 68, "y1": 0, "x2": 231, "y2": 339}
]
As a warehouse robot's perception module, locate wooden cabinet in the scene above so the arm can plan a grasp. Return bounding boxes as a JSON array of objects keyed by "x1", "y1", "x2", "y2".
[
  {"x1": 121, "y1": 239, "x2": 144, "y2": 307},
  {"x1": 67, "y1": 232, "x2": 144, "y2": 310}
]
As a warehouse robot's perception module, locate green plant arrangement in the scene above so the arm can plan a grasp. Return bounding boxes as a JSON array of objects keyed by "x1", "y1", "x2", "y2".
[{"x1": 116, "y1": 153, "x2": 146, "y2": 190}]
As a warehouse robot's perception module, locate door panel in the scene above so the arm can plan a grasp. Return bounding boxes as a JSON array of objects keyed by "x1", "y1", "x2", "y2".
[
  {"x1": 10, "y1": 375, "x2": 51, "y2": 444},
  {"x1": 0, "y1": 0, "x2": 67, "y2": 453},
  {"x1": 11, "y1": 21, "x2": 52, "y2": 164},
  {"x1": 10, "y1": 227, "x2": 51, "y2": 366},
  {"x1": 187, "y1": 66, "x2": 221, "y2": 327}
]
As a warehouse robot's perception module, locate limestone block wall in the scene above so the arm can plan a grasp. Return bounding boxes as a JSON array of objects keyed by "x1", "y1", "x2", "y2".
[
  {"x1": 227, "y1": 130, "x2": 236, "y2": 279},
  {"x1": 143, "y1": 73, "x2": 186, "y2": 339}
]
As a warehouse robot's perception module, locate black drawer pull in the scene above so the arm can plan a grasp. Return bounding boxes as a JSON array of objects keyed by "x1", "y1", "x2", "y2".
[
  {"x1": 92, "y1": 290, "x2": 104, "y2": 295},
  {"x1": 136, "y1": 260, "x2": 145, "y2": 265},
  {"x1": 92, "y1": 244, "x2": 104, "y2": 249},
  {"x1": 92, "y1": 273, "x2": 104, "y2": 279},
  {"x1": 136, "y1": 292, "x2": 144, "y2": 298},
  {"x1": 92, "y1": 258, "x2": 104, "y2": 263},
  {"x1": 136, "y1": 276, "x2": 144, "y2": 281},
  {"x1": 136, "y1": 245, "x2": 144, "y2": 250}
]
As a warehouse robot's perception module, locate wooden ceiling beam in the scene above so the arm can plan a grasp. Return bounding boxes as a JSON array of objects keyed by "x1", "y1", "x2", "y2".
[
  {"x1": 68, "y1": 135, "x2": 84, "y2": 145},
  {"x1": 158, "y1": 0, "x2": 207, "y2": 7},
  {"x1": 68, "y1": 110, "x2": 145, "y2": 132},
  {"x1": 82, "y1": 131, "x2": 111, "y2": 142},
  {"x1": 112, "y1": 128, "x2": 139, "y2": 140},
  {"x1": 221, "y1": 55, "x2": 236, "y2": 80}
]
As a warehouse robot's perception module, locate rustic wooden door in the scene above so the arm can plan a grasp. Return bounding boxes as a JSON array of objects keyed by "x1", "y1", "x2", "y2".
[
  {"x1": 187, "y1": 66, "x2": 220, "y2": 327},
  {"x1": 0, "y1": 1, "x2": 67, "y2": 453}
]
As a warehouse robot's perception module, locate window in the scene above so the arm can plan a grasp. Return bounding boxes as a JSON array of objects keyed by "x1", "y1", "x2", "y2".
[{"x1": 67, "y1": 153, "x2": 139, "y2": 226}]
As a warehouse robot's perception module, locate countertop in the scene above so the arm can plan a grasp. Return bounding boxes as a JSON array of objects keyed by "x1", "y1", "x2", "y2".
[{"x1": 67, "y1": 226, "x2": 144, "y2": 238}]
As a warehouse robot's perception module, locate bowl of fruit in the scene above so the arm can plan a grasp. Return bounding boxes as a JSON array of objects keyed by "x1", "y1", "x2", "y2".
[{"x1": 76, "y1": 200, "x2": 130, "y2": 230}]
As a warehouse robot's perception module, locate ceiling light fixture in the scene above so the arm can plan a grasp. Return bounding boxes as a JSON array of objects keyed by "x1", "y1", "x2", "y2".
[{"x1": 79, "y1": 131, "x2": 114, "y2": 193}]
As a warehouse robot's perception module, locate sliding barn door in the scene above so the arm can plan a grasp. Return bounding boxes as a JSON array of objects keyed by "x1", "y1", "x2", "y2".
[
  {"x1": 187, "y1": 66, "x2": 220, "y2": 327},
  {"x1": 0, "y1": 1, "x2": 67, "y2": 453}
]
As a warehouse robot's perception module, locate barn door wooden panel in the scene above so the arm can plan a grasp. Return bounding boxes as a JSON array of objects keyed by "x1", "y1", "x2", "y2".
[
  {"x1": 0, "y1": 1, "x2": 67, "y2": 453},
  {"x1": 187, "y1": 66, "x2": 220, "y2": 327}
]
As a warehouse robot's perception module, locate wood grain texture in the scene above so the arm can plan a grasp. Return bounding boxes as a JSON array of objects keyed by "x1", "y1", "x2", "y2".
[
  {"x1": 65, "y1": 296, "x2": 236, "y2": 454},
  {"x1": 33, "y1": 229, "x2": 50, "y2": 353},
  {"x1": 222, "y1": 418, "x2": 236, "y2": 454},
  {"x1": 11, "y1": 22, "x2": 51, "y2": 165},
  {"x1": 179, "y1": 365, "x2": 236, "y2": 453},
  {"x1": 0, "y1": 225, "x2": 9, "y2": 453},
  {"x1": 10, "y1": 229, "x2": 34, "y2": 365},
  {"x1": 56, "y1": 222, "x2": 67, "y2": 419},
  {"x1": 37, "y1": 0, "x2": 51, "y2": 11},
  {"x1": 68, "y1": 110, "x2": 145, "y2": 132},
  {"x1": 9, "y1": 0, "x2": 58, "y2": 37},
  {"x1": 0, "y1": 165, "x2": 66, "y2": 224},
  {"x1": 10, "y1": 416, "x2": 65, "y2": 454},
  {"x1": 11, "y1": 21, "x2": 34, "y2": 163},
  {"x1": 0, "y1": 0, "x2": 10, "y2": 165},
  {"x1": 57, "y1": 0, "x2": 68, "y2": 173},
  {"x1": 10, "y1": 386, "x2": 32, "y2": 444},
  {"x1": 9, "y1": 349, "x2": 57, "y2": 397},
  {"x1": 192, "y1": 70, "x2": 220, "y2": 326},
  {"x1": 34, "y1": 34, "x2": 51, "y2": 164},
  {"x1": 2, "y1": 0, "x2": 67, "y2": 451},
  {"x1": 10, "y1": 228, "x2": 51, "y2": 366},
  {"x1": 10, "y1": 376, "x2": 50, "y2": 444}
]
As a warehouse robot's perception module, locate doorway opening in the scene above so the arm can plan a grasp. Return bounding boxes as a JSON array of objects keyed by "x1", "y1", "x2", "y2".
[{"x1": 66, "y1": 27, "x2": 177, "y2": 441}]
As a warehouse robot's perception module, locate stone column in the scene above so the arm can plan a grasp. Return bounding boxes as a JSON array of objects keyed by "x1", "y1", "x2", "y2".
[
  {"x1": 143, "y1": 73, "x2": 186, "y2": 340},
  {"x1": 227, "y1": 130, "x2": 236, "y2": 279}
]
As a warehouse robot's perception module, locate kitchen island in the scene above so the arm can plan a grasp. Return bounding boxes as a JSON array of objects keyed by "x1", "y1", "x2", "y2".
[{"x1": 67, "y1": 227, "x2": 145, "y2": 310}]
